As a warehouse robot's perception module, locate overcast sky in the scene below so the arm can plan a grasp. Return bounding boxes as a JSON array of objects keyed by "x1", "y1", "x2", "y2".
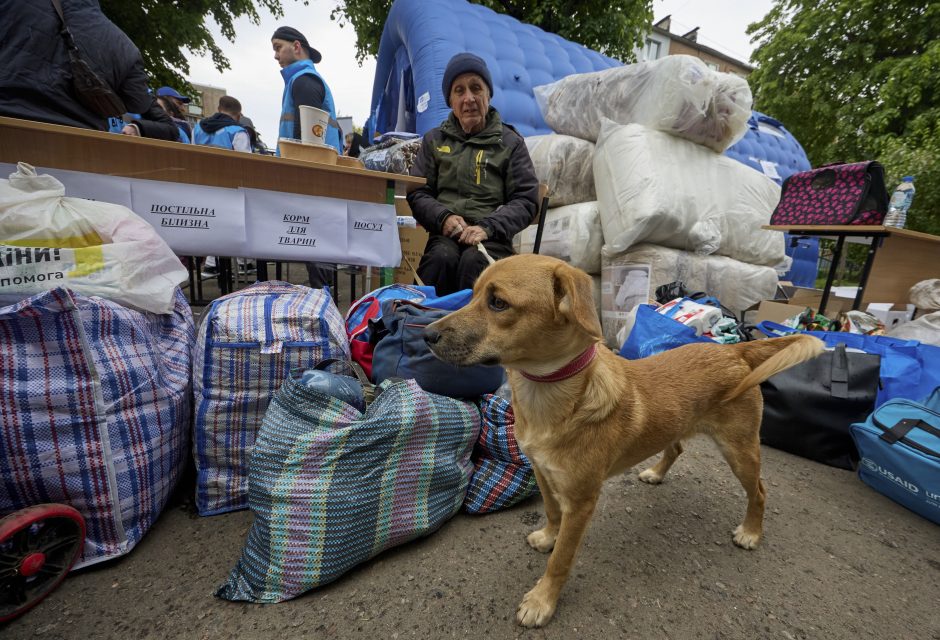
[{"x1": 185, "y1": 0, "x2": 776, "y2": 146}]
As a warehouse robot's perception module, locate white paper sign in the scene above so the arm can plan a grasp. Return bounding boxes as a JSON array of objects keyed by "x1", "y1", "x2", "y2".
[
  {"x1": 1, "y1": 163, "x2": 134, "y2": 208},
  {"x1": 131, "y1": 179, "x2": 247, "y2": 256},
  {"x1": 347, "y1": 201, "x2": 401, "y2": 267},
  {"x1": 1, "y1": 162, "x2": 18, "y2": 179},
  {"x1": 242, "y1": 188, "x2": 348, "y2": 261},
  {"x1": 43, "y1": 166, "x2": 134, "y2": 209}
]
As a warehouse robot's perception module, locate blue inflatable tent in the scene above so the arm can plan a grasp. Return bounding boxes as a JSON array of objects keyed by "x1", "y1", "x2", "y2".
[
  {"x1": 726, "y1": 112, "x2": 817, "y2": 286},
  {"x1": 366, "y1": 0, "x2": 620, "y2": 140}
]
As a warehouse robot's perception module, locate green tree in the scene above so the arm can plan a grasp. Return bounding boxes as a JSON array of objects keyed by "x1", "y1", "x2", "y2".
[
  {"x1": 330, "y1": 0, "x2": 654, "y2": 65},
  {"x1": 747, "y1": 1, "x2": 940, "y2": 234},
  {"x1": 99, "y1": 0, "x2": 299, "y2": 100}
]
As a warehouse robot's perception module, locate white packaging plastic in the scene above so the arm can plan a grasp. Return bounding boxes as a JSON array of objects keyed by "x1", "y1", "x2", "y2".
[
  {"x1": 524, "y1": 134, "x2": 596, "y2": 207},
  {"x1": 910, "y1": 279, "x2": 940, "y2": 310},
  {"x1": 0, "y1": 163, "x2": 187, "y2": 314},
  {"x1": 513, "y1": 201, "x2": 604, "y2": 274},
  {"x1": 594, "y1": 122, "x2": 784, "y2": 266},
  {"x1": 887, "y1": 310, "x2": 940, "y2": 346},
  {"x1": 534, "y1": 55, "x2": 752, "y2": 152},
  {"x1": 601, "y1": 244, "x2": 779, "y2": 347},
  {"x1": 657, "y1": 298, "x2": 722, "y2": 336}
]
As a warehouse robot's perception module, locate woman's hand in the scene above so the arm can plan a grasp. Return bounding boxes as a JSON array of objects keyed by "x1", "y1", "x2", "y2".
[
  {"x1": 458, "y1": 225, "x2": 488, "y2": 246},
  {"x1": 121, "y1": 124, "x2": 140, "y2": 136},
  {"x1": 443, "y1": 215, "x2": 469, "y2": 239}
]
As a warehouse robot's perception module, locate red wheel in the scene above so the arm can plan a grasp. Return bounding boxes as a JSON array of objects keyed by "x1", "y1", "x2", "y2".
[{"x1": 0, "y1": 504, "x2": 85, "y2": 623}]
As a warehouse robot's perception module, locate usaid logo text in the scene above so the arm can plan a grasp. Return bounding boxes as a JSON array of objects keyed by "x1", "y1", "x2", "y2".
[
  {"x1": 354, "y1": 221, "x2": 384, "y2": 232},
  {"x1": 861, "y1": 458, "x2": 920, "y2": 494}
]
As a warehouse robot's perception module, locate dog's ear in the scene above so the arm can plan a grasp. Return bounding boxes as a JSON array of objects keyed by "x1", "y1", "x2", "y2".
[{"x1": 553, "y1": 262, "x2": 602, "y2": 339}]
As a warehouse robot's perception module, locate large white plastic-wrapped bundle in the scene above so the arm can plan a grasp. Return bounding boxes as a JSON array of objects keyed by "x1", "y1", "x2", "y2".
[
  {"x1": 534, "y1": 55, "x2": 752, "y2": 152},
  {"x1": 524, "y1": 135, "x2": 596, "y2": 206},
  {"x1": 0, "y1": 163, "x2": 187, "y2": 314},
  {"x1": 513, "y1": 201, "x2": 604, "y2": 274},
  {"x1": 599, "y1": 244, "x2": 779, "y2": 348},
  {"x1": 594, "y1": 122, "x2": 784, "y2": 266}
]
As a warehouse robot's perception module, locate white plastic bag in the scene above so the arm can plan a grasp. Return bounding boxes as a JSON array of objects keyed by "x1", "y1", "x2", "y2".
[
  {"x1": 524, "y1": 135, "x2": 596, "y2": 206},
  {"x1": 0, "y1": 163, "x2": 187, "y2": 314},
  {"x1": 534, "y1": 55, "x2": 752, "y2": 151},
  {"x1": 513, "y1": 201, "x2": 604, "y2": 274},
  {"x1": 594, "y1": 122, "x2": 784, "y2": 266}
]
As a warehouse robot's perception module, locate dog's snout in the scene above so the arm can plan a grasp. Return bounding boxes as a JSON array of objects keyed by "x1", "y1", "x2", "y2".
[{"x1": 423, "y1": 327, "x2": 442, "y2": 345}]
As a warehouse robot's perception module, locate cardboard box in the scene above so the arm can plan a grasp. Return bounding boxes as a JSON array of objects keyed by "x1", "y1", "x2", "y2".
[
  {"x1": 785, "y1": 287, "x2": 853, "y2": 315},
  {"x1": 393, "y1": 196, "x2": 428, "y2": 285}
]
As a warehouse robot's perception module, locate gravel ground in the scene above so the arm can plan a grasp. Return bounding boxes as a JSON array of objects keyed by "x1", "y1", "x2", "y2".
[{"x1": 4, "y1": 437, "x2": 939, "y2": 640}]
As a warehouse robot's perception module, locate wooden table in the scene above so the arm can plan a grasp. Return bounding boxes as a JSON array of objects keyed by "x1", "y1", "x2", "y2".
[
  {"x1": 0, "y1": 116, "x2": 425, "y2": 302},
  {"x1": 763, "y1": 224, "x2": 940, "y2": 314}
]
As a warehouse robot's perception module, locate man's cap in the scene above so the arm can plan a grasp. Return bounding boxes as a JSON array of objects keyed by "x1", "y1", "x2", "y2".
[
  {"x1": 272, "y1": 26, "x2": 322, "y2": 64},
  {"x1": 442, "y1": 53, "x2": 493, "y2": 106},
  {"x1": 156, "y1": 86, "x2": 190, "y2": 103}
]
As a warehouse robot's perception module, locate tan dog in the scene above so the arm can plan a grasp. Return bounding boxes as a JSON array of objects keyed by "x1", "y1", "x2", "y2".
[{"x1": 424, "y1": 254, "x2": 824, "y2": 628}]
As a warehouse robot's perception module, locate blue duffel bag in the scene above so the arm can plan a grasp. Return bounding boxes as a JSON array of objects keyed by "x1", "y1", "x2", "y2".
[
  {"x1": 372, "y1": 299, "x2": 504, "y2": 399},
  {"x1": 850, "y1": 387, "x2": 940, "y2": 525}
]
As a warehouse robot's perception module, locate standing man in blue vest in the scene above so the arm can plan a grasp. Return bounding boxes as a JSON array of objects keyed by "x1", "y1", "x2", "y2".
[
  {"x1": 271, "y1": 26, "x2": 342, "y2": 287},
  {"x1": 272, "y1": 26, "x2": 342, "y2": 152}
]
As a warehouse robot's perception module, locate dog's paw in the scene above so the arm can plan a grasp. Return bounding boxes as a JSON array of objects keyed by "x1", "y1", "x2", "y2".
[
  {"x1": 732, "y1": 525, "x2": 761, "y2": 550},
  {"x1": 516, "y1": 586, "x2": 557, "y2": 628},
  {"x1": 526, "y1": 527, "x2": 556, "y2": 553},
  {"x1": 638, "y1": 468, "x2": 663, "y2": 485}
]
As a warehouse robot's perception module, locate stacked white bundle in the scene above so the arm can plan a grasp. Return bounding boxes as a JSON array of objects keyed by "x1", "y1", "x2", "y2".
[
  {"x1": 534, "y1": 55, "x2": 752, "y2": 152},
  {"x1": 594, "y1": 122, "x2": 784, "y2": 266},
  {"x1": 524, "y1": 134, "x2": 596, "y2": 207},
  {"x1": 514, "y1": 201, "x2": 604, "y2": 274}
]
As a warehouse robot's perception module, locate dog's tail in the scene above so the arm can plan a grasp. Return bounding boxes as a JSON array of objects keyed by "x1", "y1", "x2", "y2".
[{"x1": 723, "y1": 335, "x2": 826, "y2": 402}]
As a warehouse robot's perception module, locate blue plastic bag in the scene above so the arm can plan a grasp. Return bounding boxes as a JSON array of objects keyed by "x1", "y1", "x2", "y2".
[
  {"x1": 758, "y1": 320, "x2": 940, "y2": 407},
  {"x1": 619, "y1": 304, "x2": 712, "y2": 360}
]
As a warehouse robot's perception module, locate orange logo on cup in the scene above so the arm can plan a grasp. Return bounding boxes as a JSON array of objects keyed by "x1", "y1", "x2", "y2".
[{"x1": 312, "y1": 124, "x2": 325, "y2": 138}]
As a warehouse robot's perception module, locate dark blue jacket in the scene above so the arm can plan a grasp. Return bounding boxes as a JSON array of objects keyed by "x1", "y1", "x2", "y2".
[{"x1": 0, "y1": 0, "x2": 176, "y2": 139}]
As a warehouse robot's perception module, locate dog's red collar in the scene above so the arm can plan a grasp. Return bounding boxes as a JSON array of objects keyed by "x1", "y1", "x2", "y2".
[{"x1": 520, "y1": 344, "x2": 598, "y2": 383}]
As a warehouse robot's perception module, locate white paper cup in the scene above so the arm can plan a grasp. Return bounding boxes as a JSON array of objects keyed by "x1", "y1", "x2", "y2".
[{"x1": 299, "y1": 105, "x2": 329, "y2": 145}]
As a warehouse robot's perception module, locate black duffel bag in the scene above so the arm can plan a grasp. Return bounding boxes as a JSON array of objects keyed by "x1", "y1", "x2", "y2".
[{"x1": 760, "y1": 343, "x2": 880, "y2": 469}]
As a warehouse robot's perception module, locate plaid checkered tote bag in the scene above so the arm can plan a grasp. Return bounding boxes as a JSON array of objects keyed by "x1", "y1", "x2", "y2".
[
  {"x1": 0, "y1": 287, "x2": 193, "y2": 567},
  {"x1": 193, "y1": 281, "x2": 350, "y2": 516},
  {"x1": 215, "y1": 374, "x2": 479, "y2": 603},
  {"x1": 464, "y1": 394, "x2": 539, "y2": 514}
]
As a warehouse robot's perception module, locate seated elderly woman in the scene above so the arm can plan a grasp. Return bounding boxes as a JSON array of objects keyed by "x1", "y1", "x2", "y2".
[{"x1": 407, "y1": 53, "x2": 539, "y2": 295}]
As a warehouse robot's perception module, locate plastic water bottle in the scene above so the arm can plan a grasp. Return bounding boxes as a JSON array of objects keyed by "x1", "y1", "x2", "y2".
[
  {"x1": 298, "y1": 368, "x2": 366, "y2": 411},
  {"x1": 884, "y1": 176, "x2": 915, "y2": 228}
]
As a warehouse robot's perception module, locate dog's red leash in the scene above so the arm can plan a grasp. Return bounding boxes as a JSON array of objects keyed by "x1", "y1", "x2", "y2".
[{"x1": 520, "y1": 344, "x2": 598, "y2": 383}]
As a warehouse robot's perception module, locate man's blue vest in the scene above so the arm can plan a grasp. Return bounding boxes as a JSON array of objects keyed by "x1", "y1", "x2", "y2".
[
  {"x1": 278, "y1": 59, "x2": 342, "y2": 153},
  {"x1": 193, "y1": 123, "x2": 245, "y2": 149}
]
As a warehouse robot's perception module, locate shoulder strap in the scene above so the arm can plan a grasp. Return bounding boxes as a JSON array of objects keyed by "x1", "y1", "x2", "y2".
[{"x1": 50, "y1": 0, "x2": 80, "y2": 52}]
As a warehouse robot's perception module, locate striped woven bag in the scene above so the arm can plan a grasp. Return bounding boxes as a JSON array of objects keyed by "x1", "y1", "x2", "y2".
[
  {"x1": 464, "y1": 394, "x2": 539, "y2": 514},
  {"x1": 215, "y1": 375, "x2": 480, "y2": 603},
  {"x1": 0, "y1": 287, "x2": 193, "y2": 567},
  {"x1": 193, "y1": 281, "x2": 349, "y2": 516}
]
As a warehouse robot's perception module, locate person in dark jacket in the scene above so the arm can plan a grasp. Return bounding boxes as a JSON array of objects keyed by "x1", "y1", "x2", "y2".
[
  {"x1": 193, "y1": 96, "x2": 251, "y2": 152},
  {"x1": 156, "y1": 95, "x2": 193, "y2": 144},
  {"x1": 344, "y1": 132, "x2": 364, "y2": 158},
  {"x1": 0, "y1": 0, "x2": 177, "y2": 140},
  {"x1": 407, "y1": 53, "x2": 539, "y2": 295}
]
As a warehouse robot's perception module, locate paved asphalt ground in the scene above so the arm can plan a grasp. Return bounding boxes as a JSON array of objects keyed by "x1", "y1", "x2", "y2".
[{"x1": 4, "y1": 436, "x2": 939, "y2": 640}]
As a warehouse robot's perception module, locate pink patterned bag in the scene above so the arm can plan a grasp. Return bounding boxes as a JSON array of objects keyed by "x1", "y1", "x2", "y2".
[{"x1": 770, "y1": 161, "x2": 888, "y2": 226}]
